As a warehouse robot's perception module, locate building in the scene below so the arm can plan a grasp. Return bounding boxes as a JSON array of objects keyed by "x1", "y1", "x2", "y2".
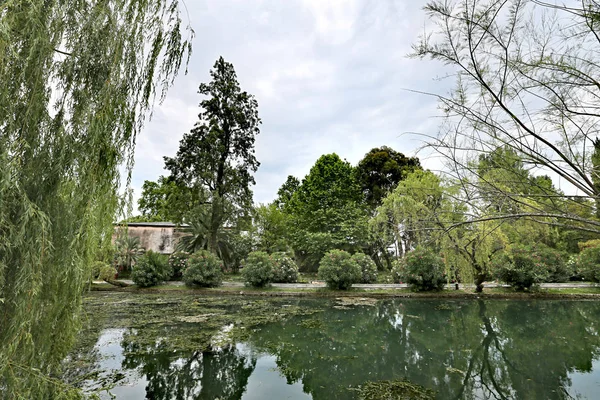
[{"x1": 113, "y1": 222, "x2": 189, "y2": 254}]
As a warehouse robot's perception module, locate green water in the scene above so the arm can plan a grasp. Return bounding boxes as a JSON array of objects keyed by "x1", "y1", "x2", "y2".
[{"x1": 66, "y1": 293, "x2": 600, "y2": 399}]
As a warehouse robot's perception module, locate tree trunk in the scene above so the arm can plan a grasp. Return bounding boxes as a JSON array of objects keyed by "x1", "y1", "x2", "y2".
[
  {"x1": 474, "y1": 273, "x2": 485, "y2": 293},
  {"x1": 208, "y1": 195, "x2": 222, "y2": 253}
]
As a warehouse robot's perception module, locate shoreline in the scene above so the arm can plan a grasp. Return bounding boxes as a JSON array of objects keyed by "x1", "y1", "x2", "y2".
[{"x1": 90, "y1": 282, "x2": 600, "y2": 300}]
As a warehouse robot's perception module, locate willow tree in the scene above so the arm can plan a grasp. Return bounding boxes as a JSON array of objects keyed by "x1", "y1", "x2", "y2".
[{"x1": 0, "y1": 1, "x2": 192, "y2": 398}]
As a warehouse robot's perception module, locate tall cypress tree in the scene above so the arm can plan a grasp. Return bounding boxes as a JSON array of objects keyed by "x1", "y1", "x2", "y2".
[{"x1": 165, "y1": 57, "x2": 260, "y2": 256}]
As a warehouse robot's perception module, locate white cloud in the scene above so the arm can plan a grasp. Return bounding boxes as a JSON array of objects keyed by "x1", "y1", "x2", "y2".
[{"x1": 129, "y1": 0, "x2": 453, "y2": 212}]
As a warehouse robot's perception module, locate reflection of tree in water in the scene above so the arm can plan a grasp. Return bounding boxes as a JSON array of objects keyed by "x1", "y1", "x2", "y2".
[
  {"x1": 121, "y1": 335, "x2": 256, "y2": 400},
  {"x1": 246, "y1": 299, "x2": 600, "y2": 400}
]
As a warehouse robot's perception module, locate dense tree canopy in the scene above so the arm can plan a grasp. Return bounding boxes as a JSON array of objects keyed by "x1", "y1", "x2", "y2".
[
  {"x1": 275, "y1": 175, "x2": 300, "y2": 211},
  {"x1": 0, "y1": 0, "x2": 192, "y2": 397},
  {"x1": 355, "y1": 146, "x2": 421, "y2": 209},
  {"x1": 286, "y1": 154, "x2": 370, "y2": 271},
  {"x1": 136, "y1": 176, "x2": 203, "y2": 223}
]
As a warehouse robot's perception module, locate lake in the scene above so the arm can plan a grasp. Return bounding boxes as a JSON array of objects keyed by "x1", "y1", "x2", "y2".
[{"x1": 64, "y1": 292, "x2": 600, "y2": 399}]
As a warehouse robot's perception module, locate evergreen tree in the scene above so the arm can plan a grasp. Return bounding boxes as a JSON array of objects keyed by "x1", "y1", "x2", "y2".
[{"x1": 165, "y1": 57, "x2": 260, "y2": 255}]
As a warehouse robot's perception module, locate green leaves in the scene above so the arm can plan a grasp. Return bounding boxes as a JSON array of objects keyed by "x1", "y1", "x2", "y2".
[
  {"x1": 165, "y1": 57, "x2": 259, "y2": 259},
  {"x1": 0, "y1": 0, "x2": 191, "y2": 396},
  {"x1": 285, "y1": 154, "x2": 370, "y2": 271},
  {"x1": 355, "y1": 146, "x2": 421, "y2": 209}
]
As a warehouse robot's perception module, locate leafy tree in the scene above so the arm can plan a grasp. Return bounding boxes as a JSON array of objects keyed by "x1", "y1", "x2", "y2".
[
  {"x1": 355, "y1": 147, "x2": 421, "y2": 270},
  {"x1": 165, "y1": 57, "x2": 260, "y2": 255},
  {"x1": 413, "y1": 0, "x2": 600, "y2": 235},
  {"x1": 356, "y1": 146, "x2": 421, "y2": 209},
  {"x1": 253, "y1": 203, "x2": 289, "y2": 253},
  {"x1": 274, "y1": 175, "x2": 300, "y2": 211},
  {"x1": 0, "y1": 1, "x2": 191, "y2": 396},
  {"x1": 371, "y1": 170, "x2": 446, "y2": 254},
  {"x1": 286, "y1": 154, "x2": 370, "y2": 271},
  {"x1": 137, "y1": 176, "x2": 204, "y2": 223},
  {"x1": 372, "y1": 170, "x2": 507, "y2": 291}
]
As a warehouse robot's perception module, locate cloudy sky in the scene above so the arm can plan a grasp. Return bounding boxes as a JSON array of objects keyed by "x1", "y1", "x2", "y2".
[{"x1": 131, "y1": 0, "x2": 454, "y2": 212}]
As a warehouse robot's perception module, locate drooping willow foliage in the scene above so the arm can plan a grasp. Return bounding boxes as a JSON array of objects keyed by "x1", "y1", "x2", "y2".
[{"x1": 0, "y1": 1, "x2": 192, "y2": 398}]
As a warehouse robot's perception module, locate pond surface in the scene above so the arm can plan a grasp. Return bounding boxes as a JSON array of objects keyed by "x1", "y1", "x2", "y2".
[{"x1": 65, "y1": 292, "x2": 600, "y2": 399}]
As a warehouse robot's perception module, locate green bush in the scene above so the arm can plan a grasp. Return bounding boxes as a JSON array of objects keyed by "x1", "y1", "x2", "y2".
[
  {"x1": 318, "y1": 249, "x2": 361, "y2": 290},
  {"x1": 491, "y1": 245, "x2": 551, "y2": 290},
  {"x1": 93, "y1": 261, "x2": 117, "y2": 281},
  {"x1": 574, "y1": 246, "x2": 600, "y2": 282},
  {"x1": 351, "y1": 253, "x2": 378, "y2": 284},
  {"x1": 168, "y1": 251, "x2": 190, "y2": 280},
  {"x1": 91, "y1": 261, "x2": 109, "y2": 280},
  {"x1": 131, "y1": 250, "x2": 172, "y2": 288},
  {"x1": 183, "y1": 251, "x2": 224, "y2": 287},
  {"x1": 271, "y1": 252, "x2": 299, "y2": 283},
  {"x1": 242, "y1": 251, "x2": 275, "y2": 287},
  {"x1": 391, "y1": 247, "x2": 446, "y2": 291},
  {"x1": 533, "y1": 245, "x2": 570, "y2": 283}
]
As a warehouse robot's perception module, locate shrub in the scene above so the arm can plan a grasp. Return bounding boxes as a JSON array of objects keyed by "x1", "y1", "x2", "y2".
[
  {"x1": 574, "y1": 246, "x2": 600, "y2": 282},
  {"x1": 491, "y1": 245, "x2": 550, "y2": 290},
  {"x1": 168, "y1": 252, "x2": 190, "y2": 280},
  {"x1": 351, "y1": 253, "x2": 378, "y2": 284},
  {"x1": 131, "y1": 250, "x2": 172, "y2": 288},
  {"x1": 272, "y1": 252, "x2": 299, "y2": 283},
  {"x1": 183, "y1": 251, "x2": 224, "y2": 287},
  {"x1": 318, "y1": 249, "x2": 361, "y2": 290},
  {"x1": 94, "y1": 261, "x2": 117, "y2": 281},
  {"x1": 392, "y1": 247, "x2": 446, "y2": 291},
  {"x1": 533, "y1": 245, "x2": 570, "y2": 283},
  {"x1": 566, "y1": 255, "x2": 584, "y2": 281},
  {"x1": 91, "y1": 261, "x2": 109, "y2": 280},
  {"x1": 242, "y1": 251, "x2": 275, "y2": 287}
]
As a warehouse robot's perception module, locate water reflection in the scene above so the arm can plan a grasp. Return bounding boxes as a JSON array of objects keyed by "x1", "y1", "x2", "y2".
[
  {"x1": 120, "y1": 338, "x2": 255, "y2": 399},
  {"x1": 246, "y1": 299, "x2": 600, "y2": 399},
  {"x1": 70, "y1": 297, "x2": 600, "y2": 399}
]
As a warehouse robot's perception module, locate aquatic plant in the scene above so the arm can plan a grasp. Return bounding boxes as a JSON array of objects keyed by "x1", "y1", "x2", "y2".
[{"x1": 354, "y1": 379, "x2": 436, "y2": 400}]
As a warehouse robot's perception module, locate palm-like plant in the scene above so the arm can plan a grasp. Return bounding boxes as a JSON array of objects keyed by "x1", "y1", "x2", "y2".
[
  {"x1": 177, "y1": 218, "x2": 234, "y2": 264},
  {"x1": 115, "y1": 235, "x2": 145, "y2": 272}
]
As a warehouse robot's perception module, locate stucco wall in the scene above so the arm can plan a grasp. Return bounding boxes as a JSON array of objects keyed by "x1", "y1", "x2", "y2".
[{"x1": 114, "y1": 225, "x2": 188, "y2": 254}]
